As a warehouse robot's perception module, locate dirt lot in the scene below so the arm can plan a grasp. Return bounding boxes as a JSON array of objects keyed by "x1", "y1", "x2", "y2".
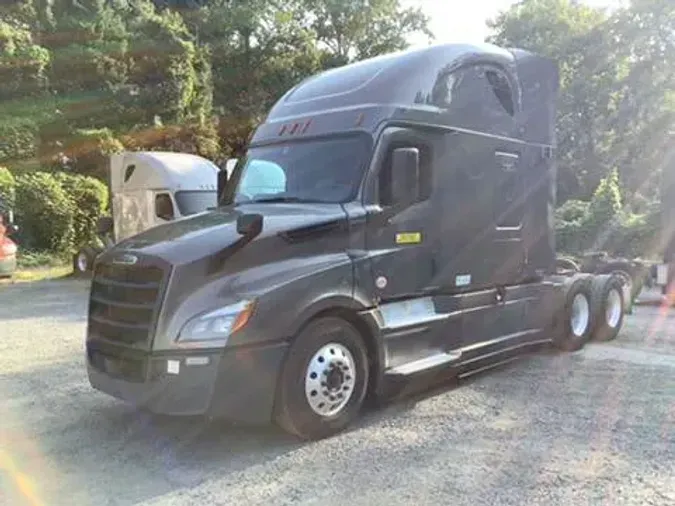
[{"x1": 0, "y1": 279, "x2": 673, "y2": 506}]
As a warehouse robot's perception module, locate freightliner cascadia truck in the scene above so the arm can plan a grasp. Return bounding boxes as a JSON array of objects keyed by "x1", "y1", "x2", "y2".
[{"x1": 85, "y1": 42, "x2": 626, "y2": 440}]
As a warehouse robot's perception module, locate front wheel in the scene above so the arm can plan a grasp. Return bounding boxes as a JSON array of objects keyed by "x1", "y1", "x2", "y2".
[
  {"x1": 274, "y1": 316, "x2": 369, "y2": 440},
  {"x1": 73, "y1": 247, "x2": 96, "y2": 276}
]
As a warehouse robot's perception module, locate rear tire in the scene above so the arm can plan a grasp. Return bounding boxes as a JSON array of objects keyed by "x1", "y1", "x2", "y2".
[
  {"x1": 553, "y1": 275, "x2": 593, "y2": 352},
  {"x1": 274, "y1": 316, "x2": 369, "y2": 440},
  {"x1": 556, "y1": 256, "x2": 580, "y2": 273},
  {"x1": 597, "y1": 262, "x2": 641, "y2": 314},
  {"x1": 590, "y1": 274, "x2": 624, "y2": 342}
]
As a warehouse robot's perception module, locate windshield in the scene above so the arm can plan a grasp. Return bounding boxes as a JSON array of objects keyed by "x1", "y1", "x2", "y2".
[
  {"x1": 223, "y1": 135, "x2": 371, "y2": 205},
  {"x1": 174, "y1": 190, "x2": 217, "y2": 216}
]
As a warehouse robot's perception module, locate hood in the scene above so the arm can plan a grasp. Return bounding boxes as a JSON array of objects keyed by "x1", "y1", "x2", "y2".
[{"x1": 107, "y1": 202, "x2": 349, "y2": 266}]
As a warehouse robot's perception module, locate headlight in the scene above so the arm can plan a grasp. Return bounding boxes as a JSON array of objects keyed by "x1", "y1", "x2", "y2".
[{"x1": 177, "y1": 300, "x2": 255, "y2": 346}]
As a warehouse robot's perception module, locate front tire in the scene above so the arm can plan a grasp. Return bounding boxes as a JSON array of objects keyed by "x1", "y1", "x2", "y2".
[
  {"x1": 274, "y1": 316, "x2": 369, "y2": 440},
  {"x1": 73, "y1": 247, "x2": 96, "y2": 276}
]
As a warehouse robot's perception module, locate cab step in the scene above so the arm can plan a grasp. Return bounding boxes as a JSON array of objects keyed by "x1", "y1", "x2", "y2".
[
  {"x1": 386, "y1": 350, "x2": 462, "y2": 378},
  {"x1": 377, "y1": 351, "x2": 462, "y2": 401}
]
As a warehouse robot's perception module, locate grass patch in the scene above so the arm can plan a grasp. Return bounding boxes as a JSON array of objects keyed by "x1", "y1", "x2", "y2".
[
  {"x1": 0, "y1": 250, "x2": 73, "y2": 284},
  {"x1": 9, "y1": 265, "x2": 73, "y2": 283},
  {"x1": 17, "y1": 250, "x2": 68, "y2": 269}
]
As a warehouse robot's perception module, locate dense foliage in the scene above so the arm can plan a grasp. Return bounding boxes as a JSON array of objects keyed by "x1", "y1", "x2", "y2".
[
  {"x1": 0, "y1": 0, "x2": 673, "y2": 259},
  {"x1": 12, "y1": 171, "x2": 108, "y2": 255},
  {"x1": 555, "y1": 171, "x2": 661, "y2": 259},
  {"x1": 14, "y1": 171, "x2": 75, "y2": 253},
  {"x1": 488, "y1": 0, "x2": 674, "y2": 258},
  {"x1": 0, "y1": 167, "x2": 16, "y2": 210},
  {"x1": 0, "y1": 0, "x2": 431, "y2": 173},
  {"x1": 53, "y1": 172, "x2": 109, "y2": 251}
]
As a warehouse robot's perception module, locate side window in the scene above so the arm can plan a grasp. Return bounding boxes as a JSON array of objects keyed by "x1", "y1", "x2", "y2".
[
  {"x1": 494, "y1": 151, "x2": 523, "y2": 228},
  {"x1": 124, "y1": 164, "x2": 136, "y2": 183},
  {"x1": 155, "y1": 193, "x2": 175, "y2": 221},
  {"x1": 485, "y1": 68, "x2": 515, "y2": 116},
  {"x1": 448, "y1": 64, "x2": 517, "y2": 135},
  {"x1": 239, "y1": 160, "x2": 287, "y2": 198},
  {"x1": 379, "y1": 142, "x2": 432, "y2": 207}
]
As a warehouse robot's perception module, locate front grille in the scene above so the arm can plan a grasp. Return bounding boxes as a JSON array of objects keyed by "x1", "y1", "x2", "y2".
[{"x1": 88, "y1": 259, "x2": 168, "y2": 349}]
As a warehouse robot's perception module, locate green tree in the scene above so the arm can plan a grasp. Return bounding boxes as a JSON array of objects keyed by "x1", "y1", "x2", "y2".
[
  {"x1": 487, "y1": 0, "x2": 612, "y2": 201},
  {"x1": 0, "y1": 3, "x2": 50, "y2": 167},
  {"x1": 488, "y1": 0, "x2": 675, "y2": 204},
  {"x1": 304, "y1": 0, "x2": 432, "y2": 66}
]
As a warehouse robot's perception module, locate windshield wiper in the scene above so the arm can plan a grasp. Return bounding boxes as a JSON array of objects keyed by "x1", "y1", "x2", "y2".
[{"x1": 248, "y1": 196, "x2": 326, "y2": 204}]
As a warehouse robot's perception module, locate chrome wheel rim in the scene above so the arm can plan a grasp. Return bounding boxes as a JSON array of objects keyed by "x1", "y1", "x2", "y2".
[
  {"x1": 571, "y1": 293, "x2": 590, "y2": 337},
  {"x1": 305, "y1": 343, "x2": 356, "y2": 417},
  {"x1": 606, "y1": 288, "x2": 622, "y2": 328},
  {"x1": 76, "y1": 252, "x2": 88, "y2": 272}
]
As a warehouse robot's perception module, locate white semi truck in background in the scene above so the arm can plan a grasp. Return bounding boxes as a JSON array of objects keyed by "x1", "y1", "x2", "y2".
[{"x1": 73, "y1": 151, "x2": 236, "y2": 274}]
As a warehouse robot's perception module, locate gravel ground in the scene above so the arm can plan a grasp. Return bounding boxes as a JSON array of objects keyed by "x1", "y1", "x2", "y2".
[{"x1": 0, "y1": 280, "x2": 673, "y2": 506}]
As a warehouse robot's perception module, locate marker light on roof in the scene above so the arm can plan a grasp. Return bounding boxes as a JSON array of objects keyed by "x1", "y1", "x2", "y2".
[
  {"x1": 302, "y1": 119, "x2": 312, "y2": 133},
  {"x1": 279, "y1": 124, "x2": 287, "y2": 135},
  {"x1": 290, "y1": 123, "x2": 300, "y2": 134}
]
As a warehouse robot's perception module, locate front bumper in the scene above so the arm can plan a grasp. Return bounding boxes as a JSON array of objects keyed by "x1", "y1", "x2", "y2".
[
  {"x1": 0, "y1": 255, "x2": 16, "y2": 276},
  {"x1": 86, "y1": 340, "x2": 289, "y2": 424}
]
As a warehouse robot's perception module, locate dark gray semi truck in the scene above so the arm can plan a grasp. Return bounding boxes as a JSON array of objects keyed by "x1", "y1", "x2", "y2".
[{"x1": 85, "y1": 42, "x2": 626, "y2": 440}]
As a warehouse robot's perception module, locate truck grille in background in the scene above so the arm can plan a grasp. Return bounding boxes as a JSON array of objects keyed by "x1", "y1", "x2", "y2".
[{"x1": 88, "y1": 261, "x2": 167, "y2": 349}]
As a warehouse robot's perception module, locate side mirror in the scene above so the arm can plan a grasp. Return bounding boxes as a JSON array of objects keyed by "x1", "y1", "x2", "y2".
[
  {"x1": 217, "y1": 169, "x2": 229, "y2": 199},
  {"x1": 155, "y1": 194, "x2": 175, "y2": 221},
  {"x1": 390, "y1": 147, "x2": 420, "y2": 206},
  {"x1": 6, "y1": 223, "x2": 18, "y2": 236},
  {"x1": 236, "y1": 213, "x2": 263, "y2": 237},
  {"x1": 96, "y1": 216, "x2": 113, "y2": 235}
]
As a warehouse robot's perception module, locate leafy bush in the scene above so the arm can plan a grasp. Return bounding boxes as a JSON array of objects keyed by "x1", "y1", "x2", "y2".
[
  {"x1": 584, "y1": 168, "x2": 623, "y2": 251},
  {"x1": 555, "y1": 170, "x2": 661, "y2": 259},
  {"x1": 0, "y1": 166, "x2": 15, "y2": 210},
  {"x1": 14, "y1": 172, "x2": 75, "y2": 254},
  {"x1": 555, "y1": 199, "x2": 591, "y2": 254},
  {"x1": 608, "y1": 204, "x2": 661, "y2": 259},
  {"x1": 53, "y1": 172, "x2": 109, "y2": 251},
  {"x1": 120, "y1": 121, "x2": 221, "y2": 161},
  {"x1": 64, "y1": 128, "x2": 124, "y2": 180},
  {"x1": 17, "y1": 250, "x2": 66, "y2": 269}
]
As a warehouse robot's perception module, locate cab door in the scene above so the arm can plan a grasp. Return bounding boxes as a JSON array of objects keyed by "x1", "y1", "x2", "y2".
[
  {"x1": 362, "y1": 126, "x2": 445, "y2": 367},
  {"x1": 363, "y1": 126, "x2": 438, "y2": 301}
]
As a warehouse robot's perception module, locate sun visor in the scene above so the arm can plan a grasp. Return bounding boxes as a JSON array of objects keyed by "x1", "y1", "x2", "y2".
[{"x1": 510, "y1": 49, "x2": 559, "y2": 147}]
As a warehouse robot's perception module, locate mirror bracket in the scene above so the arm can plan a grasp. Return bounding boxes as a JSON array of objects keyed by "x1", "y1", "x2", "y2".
[{"x1": 236, "y1": 213, "x2": 263, "y2": 237}]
